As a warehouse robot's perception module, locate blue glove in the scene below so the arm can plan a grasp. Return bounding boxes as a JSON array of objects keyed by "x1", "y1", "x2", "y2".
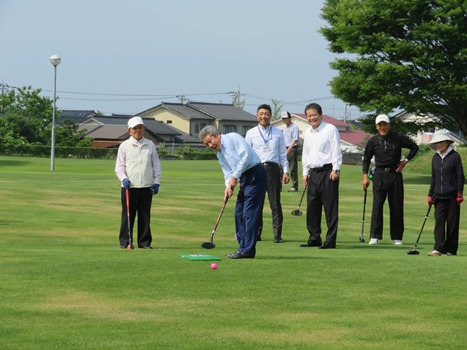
[
  {"x1": 151, "y1": 184, "x2": 160, "y2": 195},
  {"x1": 122, "y1": 178, "x2": 131, "y2": 189}
]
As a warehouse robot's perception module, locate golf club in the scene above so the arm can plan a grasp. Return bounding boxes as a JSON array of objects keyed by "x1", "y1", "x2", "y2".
[
  {"x1": 125, "y1": 188, "x2": 134, "y2": 250},
  {"x1": 201, "y1": 196, "x2": 229, "y2": 249},
  {"x1": 407, "y1": 202, "x2": 433, "y2": 255},
  {"x1": 291, "y1": 184, "x2": 307, "y2": 216},
  {"x1": 359, "y1": 188, "x2": 367, "y2": 242}
]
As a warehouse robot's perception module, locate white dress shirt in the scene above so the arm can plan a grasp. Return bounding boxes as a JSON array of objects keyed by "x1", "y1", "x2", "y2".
[{"x1": 302, "y1": 121, "x2": 342, "y2": 176}]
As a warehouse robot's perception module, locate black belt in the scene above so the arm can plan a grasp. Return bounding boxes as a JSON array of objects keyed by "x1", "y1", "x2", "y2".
[
  {"x1": 262, "y1": 162, "x2": 279, "y2": 167},
  {"x1": 376, "y1": 167, "x2": 395, "y2": 173},
  {"x1": 242, "y1": 164, "x2": 261, "y2": 177},
  {"x1": 309, "y1": 163, "x2": 332, "y2": 172}
]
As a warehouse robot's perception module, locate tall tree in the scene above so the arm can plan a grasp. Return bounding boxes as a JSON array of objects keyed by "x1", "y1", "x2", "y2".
[
  {"x1": 320, "y1": 0, "x2": 467, "y2": 136},
  {"x1": 0, "y1": 86, "x2": 92, "y2": 146}
]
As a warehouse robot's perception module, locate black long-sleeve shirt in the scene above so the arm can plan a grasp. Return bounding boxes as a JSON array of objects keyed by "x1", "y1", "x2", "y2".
[
  {"x1": 428, "y1": 149, "x2": 465, "y2": 199},
  {"x1": 362, "y1": 131, "x2": 419, "y2": 174}
]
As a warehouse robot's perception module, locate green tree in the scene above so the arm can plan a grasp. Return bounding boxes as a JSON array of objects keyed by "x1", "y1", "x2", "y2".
[
  {"x1": 55, "y1": 119, "x2": 93, "y2": 147},
  {"x1": 320, "y1": 0, "x2": 467, "y2": 136},
  {"x1": 0, "y1": 86, "x2": 92, "y2": 147}
]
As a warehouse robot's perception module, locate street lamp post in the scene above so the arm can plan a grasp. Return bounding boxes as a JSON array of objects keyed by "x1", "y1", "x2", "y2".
[{"x1": 50, "y1": 54, "x2": 61, "y2": 172}]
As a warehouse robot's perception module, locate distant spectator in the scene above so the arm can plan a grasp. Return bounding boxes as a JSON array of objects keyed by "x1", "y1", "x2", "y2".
[{"x1": 281, "y1": 111, "x2": 300, "y2": 192}]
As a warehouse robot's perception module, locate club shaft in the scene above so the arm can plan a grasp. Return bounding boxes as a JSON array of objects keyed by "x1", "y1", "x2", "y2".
[{"x1": 125, "y1": 188, "x2": 131, "y2": 246}]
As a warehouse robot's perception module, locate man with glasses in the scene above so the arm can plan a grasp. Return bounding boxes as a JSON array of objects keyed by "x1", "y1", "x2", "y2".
[
  {"x1": 115, "y1": 116, "x2": 162, "y2": 249},
  {"x1": 362, "y1": 114, "x2": 419, "y2": 246}
]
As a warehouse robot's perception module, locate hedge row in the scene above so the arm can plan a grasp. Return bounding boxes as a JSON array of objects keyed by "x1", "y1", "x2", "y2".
[{"x1": 0, "y1": 144, "x2": 217, "y2": 160}]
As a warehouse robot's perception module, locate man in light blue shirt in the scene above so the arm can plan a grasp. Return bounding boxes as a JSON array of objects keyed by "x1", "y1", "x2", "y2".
[
  {"x1": 245, "y1": 104, "x2": 289, "y2": 243},
  {"x1": 199, "y1": 125, "x2": 267, "y2": 259}
]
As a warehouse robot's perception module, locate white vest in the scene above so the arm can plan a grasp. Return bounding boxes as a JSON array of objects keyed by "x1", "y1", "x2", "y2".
[{"x1": 124, "y1": 138, "x2": 155, "y2": 188}]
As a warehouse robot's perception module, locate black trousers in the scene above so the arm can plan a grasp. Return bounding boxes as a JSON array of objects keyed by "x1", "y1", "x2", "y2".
[
  {"x1": 433, "y1": 197, "x2": 460, "y2": 255},
  {"x1": 287, "y1": 147, "x2": 299, "y2": 190},
  {"x1": 258, "y1": 163, "x2": 283, "y2": 240},
  {"x1": 306, "y1": 168, "x2": 339, "y2": 246},
  {"x1": 119, "y1": 187, "x2": 153, "y2": 247},
  {"x1": 370, "y1": 170, "x2": 404, "y2": 240}
]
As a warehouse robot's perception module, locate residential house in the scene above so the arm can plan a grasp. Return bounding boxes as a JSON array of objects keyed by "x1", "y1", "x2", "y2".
[
  {"x1": 61, "y1": 110, "x2": 200, "y2": 148},
  {"x1": 392, "y1": 110, "x2": 466, "y2": 146},
  {"x1": 271, "y1": 113, "x2": 371, "y2": 153},
  {"x1": 137, "y1": 102, "x2": 257, "y2": 138}
]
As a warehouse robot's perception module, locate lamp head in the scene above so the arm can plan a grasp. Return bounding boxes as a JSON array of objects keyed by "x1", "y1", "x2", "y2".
[{"x1": 50, "y1": 55, "x2": 61, "y2": 66}]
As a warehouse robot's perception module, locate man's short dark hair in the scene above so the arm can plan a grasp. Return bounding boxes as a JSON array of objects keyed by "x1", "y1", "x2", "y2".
[
  {"x1": 304, "y1": 103, "x2": 322, "y2": 116},
  {"x1": 257, "y1": 104, "x2": 272, "y2": 114}
]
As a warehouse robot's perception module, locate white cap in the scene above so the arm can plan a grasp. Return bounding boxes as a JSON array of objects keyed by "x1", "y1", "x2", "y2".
[
  {"x1": 128, "y1": 116, "x2": 144, "y2": 128},
  {"x1": 281, "y1": 111, "x2": 291, "y2": 119},
  {"x1": 429, "y1": 129, "x2": 453, "y2": 144},
  {"x1": 375, "y1": 114, "x2": 390, "y2": 124}
]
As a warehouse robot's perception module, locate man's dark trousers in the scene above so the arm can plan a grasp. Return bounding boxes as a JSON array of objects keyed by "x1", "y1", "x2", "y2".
[
  {"x1": 306, "y1": 168, "x2": 339, "y2": 246},
  {"x1": 235, "y1": 165, "x2": 267, "y2": 255}
]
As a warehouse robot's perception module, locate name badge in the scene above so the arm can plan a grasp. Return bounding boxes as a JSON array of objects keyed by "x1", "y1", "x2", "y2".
[{"x1": 263, "y1": 146, "x2": 271, "y2": 152}]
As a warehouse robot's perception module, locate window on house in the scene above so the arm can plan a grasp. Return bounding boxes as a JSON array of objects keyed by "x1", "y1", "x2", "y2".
[
  {"x1": 242, "y1": 126, "x2": 250, "y2": 136},
  {"x1": 200, "y1": 123, "x2": 207, "y2": 129},
  {"x1": 194, "y1": 124, "x2": 199, "y2": 133},
  {"x1": 223, "y1": 125, "x2": 237, "y2": 134},
  {"x1": 166, "y1": 120, "x2": 172, "y2": 124}
]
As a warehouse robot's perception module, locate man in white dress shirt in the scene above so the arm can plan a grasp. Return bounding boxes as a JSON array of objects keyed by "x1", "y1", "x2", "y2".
[
  {"x1": 245, "y1": 104, "x2": 289, "y2": 243},
  {"x1": 300, "y1": 103, "x2": 342, "y2": 249}
]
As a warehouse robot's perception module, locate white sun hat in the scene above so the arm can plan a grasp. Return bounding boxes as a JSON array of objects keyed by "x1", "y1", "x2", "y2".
[{"x1": 429, "y1": 129, "x2": 453, "y2": 144}]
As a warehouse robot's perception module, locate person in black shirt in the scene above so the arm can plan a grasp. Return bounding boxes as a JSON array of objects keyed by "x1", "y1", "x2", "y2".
[
  {"x1": 362, "y1": 114, "x2": 419, "y2": 245},
  {"x1": 427, "y1": 129, "x2": 464, "y2": 256}
]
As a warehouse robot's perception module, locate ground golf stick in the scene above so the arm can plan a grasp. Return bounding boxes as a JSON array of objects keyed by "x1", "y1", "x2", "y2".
[
  {"x1": 201, "y1": 197, "x2": 229, "y2": 249},
  {"x1": 125, "y1": 188, "x2": 133, "y2": 250},
  {"x1": 359, "y1": 189, "x2": 367, "y2": 242},
  {"x1": 291, "y1": 184, "x2": 307, "y2": 216},
  {"x1": 407, "y1": 203, "x2": 433, "y2": 255}
]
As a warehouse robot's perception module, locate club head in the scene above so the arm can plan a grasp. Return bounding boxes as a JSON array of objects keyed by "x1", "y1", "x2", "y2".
[
  {"x1": 291, "y1": 209, "x2": 303, "y2": 216},
  {"x1": 201, "y1": 242, "x2": 215, "y2": 249},
  {"x1": 407, "y1": 249, "x2": 420, "y2": 255},
  {"x1": 359, "y1": 236, "x2": 365, "y2": 243}
]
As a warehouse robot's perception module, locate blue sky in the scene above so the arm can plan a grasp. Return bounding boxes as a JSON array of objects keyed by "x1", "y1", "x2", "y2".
[{"x1": 0, "y1": 0, "x2": 359, "y2": 119}]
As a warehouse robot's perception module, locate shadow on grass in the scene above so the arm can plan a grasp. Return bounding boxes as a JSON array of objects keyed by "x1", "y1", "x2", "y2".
[
  {"x1": 0, "y1": 220, "x2": 24, "y2": 225},
  {"x1": 0, "y1": 159, "x2": 31, "y2": 167}
]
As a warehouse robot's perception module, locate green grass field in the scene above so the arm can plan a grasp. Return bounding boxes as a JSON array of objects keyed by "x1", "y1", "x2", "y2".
[{"x1": 1, "y1": 155, "x2": 466, "y2": 349}]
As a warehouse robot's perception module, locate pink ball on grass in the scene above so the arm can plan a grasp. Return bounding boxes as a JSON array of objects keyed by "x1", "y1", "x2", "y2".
[{"x1": 210, "y1": 263, "x2": 218, "y2": 270}]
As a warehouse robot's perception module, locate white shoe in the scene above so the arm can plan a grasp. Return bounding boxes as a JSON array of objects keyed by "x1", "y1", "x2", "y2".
[
  {"x1": 392, "y1": 240, "x2": 403, "y2": 245},
  {"x1": 369, "y1": 238, "x2": 378, "y2": 245},
  {"x1": 428, "y1": 250, "x2": 442, "y2": 256}
]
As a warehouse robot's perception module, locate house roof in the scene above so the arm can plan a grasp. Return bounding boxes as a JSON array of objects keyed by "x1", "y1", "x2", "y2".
[
  {"x1": 188, "y1": 102, "x2": 257, "y2": 122},
  {"x1": 138, "y1": 102, "x2": 256, "y2": 122},
  {"x1": 58, "y1": 110, "x2": 97, "y2": 124}
]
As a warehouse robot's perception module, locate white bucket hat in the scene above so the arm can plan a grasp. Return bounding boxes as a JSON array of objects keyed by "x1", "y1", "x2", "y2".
[{"x1": 429, "y1": 129, "x2": 453, "y2": 144}]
